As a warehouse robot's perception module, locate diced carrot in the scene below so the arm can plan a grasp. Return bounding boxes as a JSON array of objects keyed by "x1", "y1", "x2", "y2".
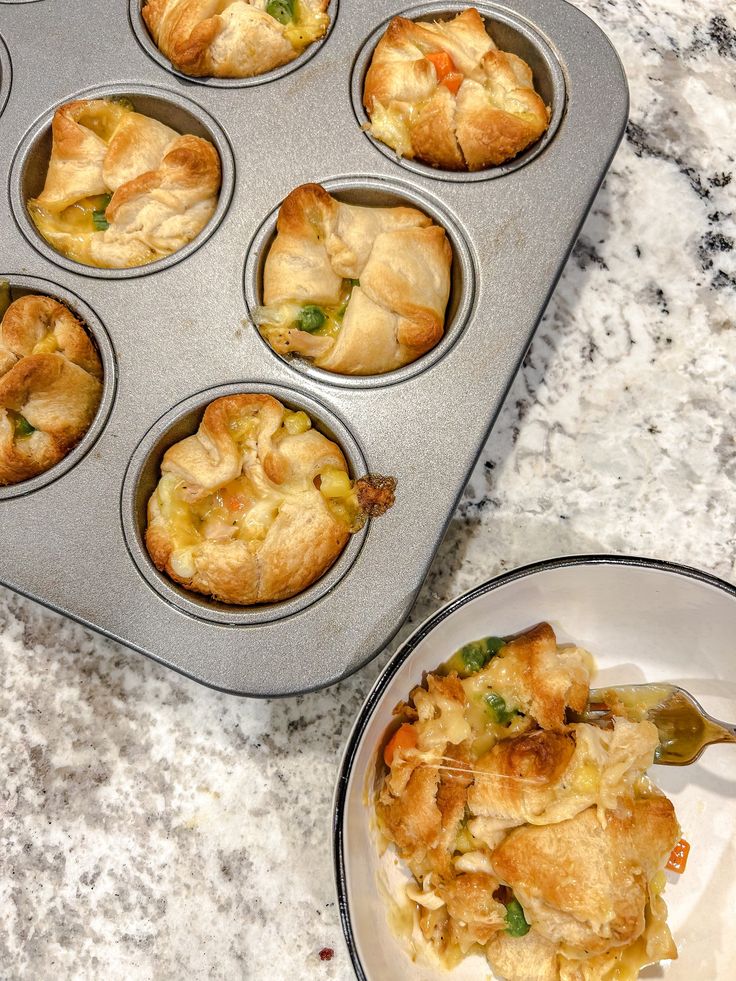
[
  {"x1": 425, "y1": 50, "x2": 456, "y2": 81},
  {"x1": 666, "y1": 837, "x2": 690, "y2": 874},
  {"x1": 441, "y1": 71, "x2": 464, "y2": 95},
  {"x1": 222, "y1": 491, "x2": 246, "y2": 512},
  {"x1": 383, "y1": 723, "x2": 418, "y2": 767}
]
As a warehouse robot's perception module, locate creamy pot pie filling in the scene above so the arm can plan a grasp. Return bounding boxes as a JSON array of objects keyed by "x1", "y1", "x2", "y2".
[{"x1": 373, "y1": 623, "x2": 682, "y2": 980}]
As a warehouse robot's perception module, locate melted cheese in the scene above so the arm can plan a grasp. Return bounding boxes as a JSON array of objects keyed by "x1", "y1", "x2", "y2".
[
  {"x1": 283, "y1": 1, "x2": 329, "y2": 51},
  {"x1": 367, "y1": 102, "x2": 414, "y2": 157},
  {"x1": 29, "y1": 194, "x2": 112, "y2": 266}
]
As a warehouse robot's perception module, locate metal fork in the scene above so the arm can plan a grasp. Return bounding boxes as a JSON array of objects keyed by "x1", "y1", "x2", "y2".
[{"x1": 572, "y1": 683, "x2": 736, "y2": 765}]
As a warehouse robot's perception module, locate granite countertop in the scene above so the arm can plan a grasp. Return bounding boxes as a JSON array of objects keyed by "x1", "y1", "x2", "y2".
[{"x1": 1, "y1": 1, "x2": 735, "y2": 978}]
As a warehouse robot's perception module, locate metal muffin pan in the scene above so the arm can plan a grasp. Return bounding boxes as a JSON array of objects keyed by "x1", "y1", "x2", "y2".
[{"x1": 0, "y1": 0, "x2": 628, "y2": 696}]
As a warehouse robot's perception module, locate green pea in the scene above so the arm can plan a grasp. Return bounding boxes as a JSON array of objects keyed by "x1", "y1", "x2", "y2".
[
  {"x1": 267, "y1": 0, "x2": 294, "y2": 24},
  {"x1": 348, "y1": 278, "x2": 360, "y2": 288},
  {"x1": 444, "y1": 635, "x2": 506, "y2": 676},
  {"x1": 13, "y1": 414, "x2": 35, "y2": 438},
  {"x1": 505, "y1": 898, "x2": 530, "y2": 937},
  {"x1": 484, "y1": 691, "x2": 516, "y2": 725},
  {"x1": 296, "y1": 305, "x2": 326, "y2": 333},
  {"x1": 92, "y1": 194, "x2": 112, "y2": 231}
]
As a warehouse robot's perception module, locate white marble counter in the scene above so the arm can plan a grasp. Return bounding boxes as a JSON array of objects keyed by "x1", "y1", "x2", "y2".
[{"x1": 1, "y1": 1, "x2": 735, "y2": 978}]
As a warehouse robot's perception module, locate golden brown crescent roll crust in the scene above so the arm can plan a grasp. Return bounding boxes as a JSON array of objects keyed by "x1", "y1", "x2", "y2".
[
  {"x1": 145, "y1": 394, "x2": 395, "y2": 605},
  {"x1": 255, "y1": 183, "x2": 452, "y2": 375},
  {"x1": 363, "y1": 8, "x2": 550, "y2": 171},
  {"x1": 142, "y1": 0, "x2": 329, "y2": 78},
  {"x1": 0, "y1": 294, "x2": 103, "y2": 485},
  {"x1": 28, "y1": 98, "x2": 221, "y2": 269},
  {"x1": 491, "y1": 797, "x2": 680, "y2": 955}
]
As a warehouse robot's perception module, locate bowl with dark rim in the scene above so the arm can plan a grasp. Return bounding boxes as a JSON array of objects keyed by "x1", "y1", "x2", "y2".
[{"x1": 334, "y1": 554, "x2": 736, "y2": 980}]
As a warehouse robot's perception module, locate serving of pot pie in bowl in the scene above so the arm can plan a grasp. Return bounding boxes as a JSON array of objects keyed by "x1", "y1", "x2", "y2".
[
  {"x1": 21, "y1": 93, "x2": 223, "y2": 271},
  {"x1": 140, "y1": 0, "x2": 331, "y2": 79},
  {"x1": 0, "y1": 282, "x2": 104, "y2": 487},
  {"x1": 252, "y1": 183, "x2": 453, "y2": 376},
  {"x1": 362, "y1": 7, "x2": 552, "y2": 172},
  {"x1": 144, "y1": 393, "x2": 395, "y2": 606},
  {"x1": 335, "y1": 557, "x2": 736, "y2": 980}
]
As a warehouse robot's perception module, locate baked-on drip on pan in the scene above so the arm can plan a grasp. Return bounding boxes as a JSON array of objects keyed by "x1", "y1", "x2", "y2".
[
  {"x1": 0, "y1": 285, "x2": 103, "y2": 485},
  {"x1": 254, "y1": 183, "x2": 452, "y2": 375},
  {"x1": 142, "y1": 0, "x2": 330, "y2": 78},
  {"x1": 374, "y1": 622, "x2": 681, "y2": 979},
  {"x1": 28, "y1": 98, "x2": 221, "y2": 269},
  {"x1": 145, "y1": 394, "x2": 396, "y2": 604},
  {"x1": 363, "y1": 7, "x2": 550, "y2": 171}
]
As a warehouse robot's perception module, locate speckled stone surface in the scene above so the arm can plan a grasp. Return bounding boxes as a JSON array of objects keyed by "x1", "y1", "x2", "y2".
[{"x1": 1, "y1": 2, "x2": 735, "y2": 979}]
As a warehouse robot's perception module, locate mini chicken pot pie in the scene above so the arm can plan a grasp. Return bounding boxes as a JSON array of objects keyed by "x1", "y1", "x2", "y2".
[
  {"x1": 363, "y1": 8, "x2": 550, "y2": 171},
  {"x1": 145, "y1": 394, "x2": 395, "y2": 604},
  {"x1": 27, "y1": 97, "x2": 221, "y2": 269},
  {"x1": 254, "y1": 183, "x2": 452, "y2": 375},
  {"x1": 374, "y1": 622, "x2": 682, "y2": 980},
  {"x1": 0, "y1": 285, "x2": 103, "y2": 486},
  {"x1": 141, "y1": 0, "x2": 330, "y2": 78}
]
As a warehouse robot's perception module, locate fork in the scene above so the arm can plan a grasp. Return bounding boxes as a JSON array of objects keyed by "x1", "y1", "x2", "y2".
[{"x1": 572, "y1": 683, "x2": 736, "y2": 765}]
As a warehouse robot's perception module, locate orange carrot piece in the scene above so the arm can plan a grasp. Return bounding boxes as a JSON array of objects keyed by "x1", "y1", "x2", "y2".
[
  {"x1": 425, "y1": 50, "x2": 456, "y2": 80},
  {"x1": 223, "y1": 492, "x2": 246, "y2": 512},
  {"x1": 383, "y1": 723, "x2": 418, "y2": 767},
  {"x1": 666, "y1": 837, "x2": 690, "y2": 874},
  {"x1": 441, "y1": 72, "x2": 464, "y2": 95}
]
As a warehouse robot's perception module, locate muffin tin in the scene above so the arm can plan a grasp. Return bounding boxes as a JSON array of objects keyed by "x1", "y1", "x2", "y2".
[{"x1": 0, "y1": 0, "x2": 628, "y2": 696}]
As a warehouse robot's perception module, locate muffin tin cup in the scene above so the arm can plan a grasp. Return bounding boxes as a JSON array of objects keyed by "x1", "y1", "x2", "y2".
[
  {"x1": 0, "y1": 275, "x2": 117, "y2": 500},
  {"x1": 351, "y1": 1, "x2": 567, "y2": 182},
  {"x1": 129, "y1": 0, "x2": 340, "y2": 89},
  {"x1": 0, "y1": 0, "x2": 629, "y2": 695},
  {"x1": 0, "y1": 33, "x2": 10, "y2": 120},
  {"x1": 120, "y1": 382, "x2": 369, "y2": 626},
  {"x1": 8, "y1": 83, "x2": 236, "y2": 279},
  {"x1": 243, "y1": 174, "x2": 478, "y2": 389}
]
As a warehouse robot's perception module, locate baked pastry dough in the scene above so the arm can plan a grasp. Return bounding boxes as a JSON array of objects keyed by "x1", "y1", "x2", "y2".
[
  {"x1": 254, "y1": 183, "x2": 452, "y2": 375},
  {"x1": 0, "y1": 288, "x2": 103, "y2": 485},
  {"x1": 363, "y1": 8, "x2": 550, "y2": 171},
  {"x1": 145, "y1": 394, "x2": 395, "y2": 604},
  {"x1": 142, "y1": 0, "x2": 329, "y2": 78},
  {"x1": 28, "y1": 98, "x2": 221, "y2": 268},
  {"x1": 491, "y1": 797, "x2": 679, "y2": 956},
  {"x1": 374, "y1": 622, "x2": 682, "y2": 979}
]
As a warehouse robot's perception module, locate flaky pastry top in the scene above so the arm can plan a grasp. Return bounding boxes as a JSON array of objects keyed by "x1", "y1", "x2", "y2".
[
  {"x1": 0, "y1": 290, "x2": 103, "y2": 485},
  {"x1": 28, "y1": 98, "x2": 221, "y2": 269},
  {"x1": 255, "y1": 183, "x2": 452, "y2": 375},
  {"x1": 363, "y1": 8, "x2": 550, "y2": 171},
  {"x1": 146, "y1": 394, "x2": 395, "y2": 605},
  {"x1": 142, "y1": 0, "x2": 329, "y2": 78}
]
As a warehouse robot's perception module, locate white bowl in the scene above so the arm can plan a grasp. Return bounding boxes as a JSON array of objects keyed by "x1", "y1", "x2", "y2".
[{"x1": 334, "y1": 555, "x2": 736, "y2": 981}]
